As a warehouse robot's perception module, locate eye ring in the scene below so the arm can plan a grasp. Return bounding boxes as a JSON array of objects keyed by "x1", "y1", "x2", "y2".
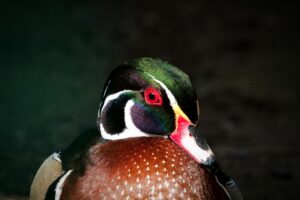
[{"x1": 144, "y1": 87, "x2": 163, "y2": 106}]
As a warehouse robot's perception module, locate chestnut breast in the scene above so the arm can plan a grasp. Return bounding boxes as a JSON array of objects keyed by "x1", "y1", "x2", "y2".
[{"x1": 61, "y1": 137, "x2": 228, "y2": 200}]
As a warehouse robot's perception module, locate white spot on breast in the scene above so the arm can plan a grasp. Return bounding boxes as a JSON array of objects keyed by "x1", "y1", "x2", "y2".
[
  {"x1": 180, "y1": 192, "x2": 184, "y2": 198},
  {"x1": 157, "y1": 191, "x2": 163, "y2": 198},
  {"x1": 137, "y1": 193, "x2": 142, "y2": 199},
  {"x1": 137, "y1": 183, "x2": 142, "y2": 189},
  {"x1": 164, "y1": 181, "x2": 170, "y2": 188},
  {"x1": 150, "y1": 186, "x2": 155, "y2": 195},
  {"x1": 158, "y1": 184, "x2": 162, "y2": 189}
]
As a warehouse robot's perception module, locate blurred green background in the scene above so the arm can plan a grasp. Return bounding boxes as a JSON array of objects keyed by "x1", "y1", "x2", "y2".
[{"x1": 0, "y1": 0, "x2": 299, "y2": 199}]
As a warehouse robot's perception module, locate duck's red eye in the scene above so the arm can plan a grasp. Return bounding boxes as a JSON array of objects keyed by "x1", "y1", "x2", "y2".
[{"x1": 144, "y1": 87, "x2": 163, "y2": 106}]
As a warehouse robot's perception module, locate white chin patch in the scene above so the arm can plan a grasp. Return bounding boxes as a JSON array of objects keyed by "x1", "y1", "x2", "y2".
[
  {"x1": 170, "y1": 129, "x2": 214, "y2": 165},
  {"x1": 180, "y1": 134, "x2": 213, "y2": 164},
  {"x1": 100, "y1": 100, "x2": 151, "y2": 140}
]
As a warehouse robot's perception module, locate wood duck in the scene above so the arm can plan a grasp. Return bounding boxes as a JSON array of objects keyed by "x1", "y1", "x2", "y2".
[{"x1": 30, "y1": 58, "x2": 243, "y2": 200}]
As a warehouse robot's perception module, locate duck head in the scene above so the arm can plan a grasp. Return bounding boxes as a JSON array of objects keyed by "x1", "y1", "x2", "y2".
[{"x1": 97, "y1": 57, "x2": 213, "y2": 164}]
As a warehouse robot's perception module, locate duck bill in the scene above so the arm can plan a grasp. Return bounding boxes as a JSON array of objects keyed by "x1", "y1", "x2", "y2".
[{"x1": 170, "y1": 105, "x2": 212, "y2": 164}]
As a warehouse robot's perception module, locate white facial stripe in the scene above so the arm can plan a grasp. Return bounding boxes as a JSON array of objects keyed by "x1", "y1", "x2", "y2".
[
  {"x1": 100, "y1": 100, "x2": 151, "y2": 140},
  {"x1": 99, "y1": 90, "x2": 131, "y2": 139},
  {"x1": 100, "y1": 90, "x2": 130, "y2": 113},
  {"x1": 102, "y1": 79, "x2": 111, "y2": 97},
  {"x1": 145, "y1": 73, "x2": 193, "y2": 125},
  {"x1": 98, "y1": 79, "x2": 112, "y2": 110},
  {"x1": 124, "y1": 100, "x2": 151, "y2": 137},
  {"x1": 145, "y1": 73, "x2": 178, "y2": 106},
  {"x1": 98, "y1": 89, "x2": 131, "y2": 121},
  {"x1": 55, "y1": 170, "x2": 73, "y2": 200}
]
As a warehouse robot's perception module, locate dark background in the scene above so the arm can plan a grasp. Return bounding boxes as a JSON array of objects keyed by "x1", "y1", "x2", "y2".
[{"x1": 0, "y1": 0, "x2": 299, "y2": 199}]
